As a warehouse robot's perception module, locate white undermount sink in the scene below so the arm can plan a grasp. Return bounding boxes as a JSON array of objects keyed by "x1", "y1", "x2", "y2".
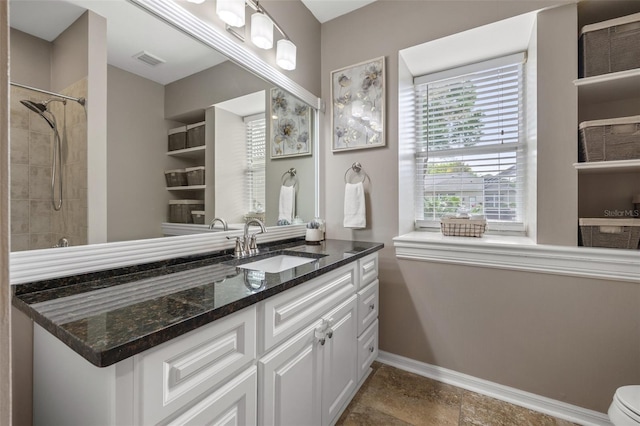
[{"x1": 237, "y1": 255, "x2": 317, "y2": 273}]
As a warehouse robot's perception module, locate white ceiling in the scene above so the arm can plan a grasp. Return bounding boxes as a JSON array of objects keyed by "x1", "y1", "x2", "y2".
[
  {"x1": 10, "y1": 0, "x2": 228, "y2": 85},
  {"x1": 300, "y1": 0, "x2": 377, "y2": 23}
]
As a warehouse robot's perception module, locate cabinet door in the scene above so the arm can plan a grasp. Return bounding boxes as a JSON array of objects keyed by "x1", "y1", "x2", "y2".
[
  {"x1": 321, "y1": 295, "x2": 358, "y2": 426},
  {"x1": 258, "y1": 321, "x2": 323, "y2": 426},
  {"x1": 162, "y1": 365, "x2": 257, "y2": 426}
]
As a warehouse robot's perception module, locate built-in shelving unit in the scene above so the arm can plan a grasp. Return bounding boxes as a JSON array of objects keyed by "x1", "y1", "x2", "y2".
[
  {"x1": 165, "y1": 121, "x2": 208, "y2": 225},
  {"x1": 574, "y1": 5, "x2": 640, "y2": 249}
]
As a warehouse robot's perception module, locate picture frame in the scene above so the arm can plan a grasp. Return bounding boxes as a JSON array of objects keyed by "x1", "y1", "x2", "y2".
[
  {"x1": 269, "y1": 88, "x2": 312, "y2": 158},
  {"x1": 331, "y1": 56, "x2": 385, "y2": 152}
]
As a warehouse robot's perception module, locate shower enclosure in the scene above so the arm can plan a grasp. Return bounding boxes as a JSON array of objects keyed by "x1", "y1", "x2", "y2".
[{"x1": 9, "y1": 80, "x2": 88, "y2": 251}]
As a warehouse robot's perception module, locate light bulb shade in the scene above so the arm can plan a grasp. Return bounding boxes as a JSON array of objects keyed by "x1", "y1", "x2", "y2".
[
  {"x1": 251, "y1": 13, "x2": 273, "y2": 49},
  {"x1": 216, "y1": 0, "x2": 245, "y2": 27},
  {"x1": 276, "y1": 39, "x2": 296, "y2": 71}
]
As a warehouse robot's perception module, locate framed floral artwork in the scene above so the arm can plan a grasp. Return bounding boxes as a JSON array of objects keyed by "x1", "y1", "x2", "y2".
[
  {"x1": 331, "y1": 56, "x2": 385, "y2": 151},
  {"x1": 270, "y1": 88, "x2": 312, "y2": 158}
]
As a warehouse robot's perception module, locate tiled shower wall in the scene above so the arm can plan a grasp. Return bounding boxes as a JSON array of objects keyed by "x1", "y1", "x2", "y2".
[{"x1": 10, "y1": 79, "x2": 87, "y2": 251}]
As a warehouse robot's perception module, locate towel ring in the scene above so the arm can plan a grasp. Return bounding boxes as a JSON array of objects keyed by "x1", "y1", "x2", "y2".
[
  {"x1": 281, "y1": 168, "x2": 298, "y2": 189},
  {"x1": 344, "y1": 162, "x2": 368, "y2": 184}
]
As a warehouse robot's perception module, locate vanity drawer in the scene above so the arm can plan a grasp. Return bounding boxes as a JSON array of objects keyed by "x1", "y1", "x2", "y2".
[
  {"x1": 358, "y1": 253, "x2": 378, "y2": 289},
  {"x1": 357, "y1": 279, "x2": 379, "y2": 336},
  {"x1": 357, "y1": 319, "x2": 378, "y2": 382},
  {"x1": 162, "y1": 365, "x2": 257, "y2": 426},
  {"x1": 135, "y1": 306, "x2": 256, "y2": 425},
  {"x1": 259, "y1": 262, "x2": 357, "y2": 354}
]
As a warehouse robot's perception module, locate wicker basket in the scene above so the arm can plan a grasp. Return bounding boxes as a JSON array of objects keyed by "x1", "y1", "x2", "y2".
[
  {"x1": 191, "y1": 210, "x2": 205, "y2": 225},
  {"x1": 164, "y1": 169, "x2": 187, "y2": 187},
  {"x1": 579, "y1": 12, "x2": 640, "y2": 78},
  {"x1": 187, "y1": 122, "x2": 205, "y2": 148},
  {"x1": 440, "y1": 217, "x2": 487, "y2": 237},
  {"x1": 579, "y1": 218, "x2": 640, "y2": 249},
  {"x1": 185, "y1": 166, "x2": 205, "y2": 186},
  {"x1": 579, "y1": 116, "x2": 640, "y2": 162},
  {"x1": 168, "y1": 200, "x2": 204, "y2": 223},
  {"x1": 168, "y1": 126, "x2": 187, "y2": 151}
]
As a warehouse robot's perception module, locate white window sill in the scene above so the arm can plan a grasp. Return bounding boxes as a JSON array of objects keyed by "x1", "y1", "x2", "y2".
[{"x1": 393, "y1": 231, "x2": 640, "y2": 283}]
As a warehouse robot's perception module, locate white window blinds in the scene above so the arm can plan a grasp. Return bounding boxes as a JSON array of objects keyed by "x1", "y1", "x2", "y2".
[
  {"x1": 245, "y1": 114, "x2": 266, "y2": 213},
  {"x1": 414, "y1": 54, "x2": 526, "y2": 230}
]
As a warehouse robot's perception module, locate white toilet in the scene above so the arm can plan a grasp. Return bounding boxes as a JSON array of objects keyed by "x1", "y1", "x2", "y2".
[{"x1": 609, "y1": 386, "x2": 640, "y2": 425}]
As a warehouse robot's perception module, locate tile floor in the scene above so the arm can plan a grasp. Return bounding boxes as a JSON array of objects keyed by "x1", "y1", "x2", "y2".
[{"x1": 336, "y1": 362, "x2": 577, "y2": 426}]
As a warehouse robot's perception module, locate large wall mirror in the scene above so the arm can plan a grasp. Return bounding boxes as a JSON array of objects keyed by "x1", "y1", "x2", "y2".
[{"x1": 9, "y1": 0, "x2": 319, "y2": 254}]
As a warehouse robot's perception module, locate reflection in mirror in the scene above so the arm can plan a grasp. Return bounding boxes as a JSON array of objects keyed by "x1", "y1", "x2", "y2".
[{"x1": 8, "y1": 0, "x2": 316, "y2": 252}]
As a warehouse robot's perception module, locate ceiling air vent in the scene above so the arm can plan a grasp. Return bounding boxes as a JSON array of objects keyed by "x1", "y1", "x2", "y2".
[{"x1": 133, "y1": 51, "x2": 166, "y2": 67}]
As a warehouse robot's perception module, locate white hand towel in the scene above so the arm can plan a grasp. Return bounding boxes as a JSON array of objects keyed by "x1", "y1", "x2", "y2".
[
  {"x1": 343, "y1": 182, "x2": 366, "y2": 229},
  {"x1": 278, "y1": 185, "x2": 295, "y2": 222}
]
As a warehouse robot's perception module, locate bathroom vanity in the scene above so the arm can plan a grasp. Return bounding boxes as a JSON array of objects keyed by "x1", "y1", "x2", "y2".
[{"x1": 13, "y1": 239, "x2": 382, "y2": 426}]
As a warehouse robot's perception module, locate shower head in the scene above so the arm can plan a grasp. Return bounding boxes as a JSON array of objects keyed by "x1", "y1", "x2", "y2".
[{"x1": 20, "y1": 100, "x2": 55, "y2": 128}]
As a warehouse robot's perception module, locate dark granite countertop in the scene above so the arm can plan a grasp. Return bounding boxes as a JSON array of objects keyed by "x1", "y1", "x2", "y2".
[{"x1": 12, "y1": 239, "x2": 383, "y2": 367}]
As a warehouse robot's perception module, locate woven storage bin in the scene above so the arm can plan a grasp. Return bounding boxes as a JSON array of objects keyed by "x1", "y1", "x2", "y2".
[
  {"x1": 579, "y1": 116, "x2": 640, "y2": 162},
  {"x1": 244, "y1": 212, "x2": 266, "y2": 223},
  {"x1": 168, "y1": 126, "x2": 187, "y2": 151},
  {"x1": 185, "y1": 166, "x2": 205, "y2": 186},
  {"x1": 440, "y1": 217, "x2": 487, "y2": 237},
  {"x1": 164, "y1": 169, "x2": 187, "y2": 187},
  {"x1": 169, "y1": 200, "x2": 204, "y2": 223},
  {"x1": 187, "y1": 122, "x2": 205, "y2": 148},
  {"x1": 579, "y1": 12, "x2": 640, "y2": 78},
  {"x1": 579, "y1": 218, "x2": 640, "y2": 249},
  {"x1": 191, "y1": 210, "x2": 205, "y2": 225}
]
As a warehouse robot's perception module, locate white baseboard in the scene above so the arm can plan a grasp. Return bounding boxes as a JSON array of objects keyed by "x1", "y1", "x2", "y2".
[{"x1": 377, "y1": 351, "x2": 612, "y2": 426}]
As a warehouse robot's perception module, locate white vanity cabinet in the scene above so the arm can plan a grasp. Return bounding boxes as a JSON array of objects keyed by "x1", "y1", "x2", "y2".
[
  {"x1": 34, "y1": 306, "x2": 258, "y2": 426},
  {"x1": 32, "y1": 251, "x2": 381, "y2": 426}
]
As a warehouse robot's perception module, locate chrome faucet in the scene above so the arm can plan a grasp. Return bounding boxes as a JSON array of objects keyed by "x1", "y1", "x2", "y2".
[
  {"x1": 243, "y1": 218, "x2": 266, "y2": 256},
  {"x1": 209, "y1": 217, "x2": 228, "y2": 231}
]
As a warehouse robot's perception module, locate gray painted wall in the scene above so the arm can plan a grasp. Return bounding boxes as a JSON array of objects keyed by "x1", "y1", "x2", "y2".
[
  {"x1": 320, "y1": 0, "x2": 639, "y2": 413},
  {"x1": 51, "y1": 12, "x2": 88, "y2": 93},
  {"x1": 9, "y1": 29, "x2": 51, "y2": 89},
  {"x1": 106, "y1": 65, "x2": 186, "y2": 242}
]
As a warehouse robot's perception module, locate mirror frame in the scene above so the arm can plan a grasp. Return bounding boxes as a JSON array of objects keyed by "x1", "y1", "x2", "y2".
[{"x1": 10, "y1": 0, "x2": 321, "y2": 285}]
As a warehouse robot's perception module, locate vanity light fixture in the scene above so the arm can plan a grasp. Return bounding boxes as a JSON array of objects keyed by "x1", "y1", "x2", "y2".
[
  {"x1": 276, "y1": 39, "x2": 296, "y2": 71},
  {"x1": 186, "y1": 0, "x2": 206, "y2": 4},
  {"x1": 251, "y1": 11, "x2": 273, "y2": 49},
  {"x1": 215, "y1": 0, "x2": 297, "y2": 70},
  {"x1": 216, "y1": 0, "x2": 246, "y2": 27}
]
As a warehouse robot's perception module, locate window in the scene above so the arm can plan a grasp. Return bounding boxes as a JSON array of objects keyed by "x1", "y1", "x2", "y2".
[
  {"x1": 245, "y1": 114, "x2": 266, "y2": 213},
  {"x1": 414, "y1": 53, "x2": 526, "y2": 231}
]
